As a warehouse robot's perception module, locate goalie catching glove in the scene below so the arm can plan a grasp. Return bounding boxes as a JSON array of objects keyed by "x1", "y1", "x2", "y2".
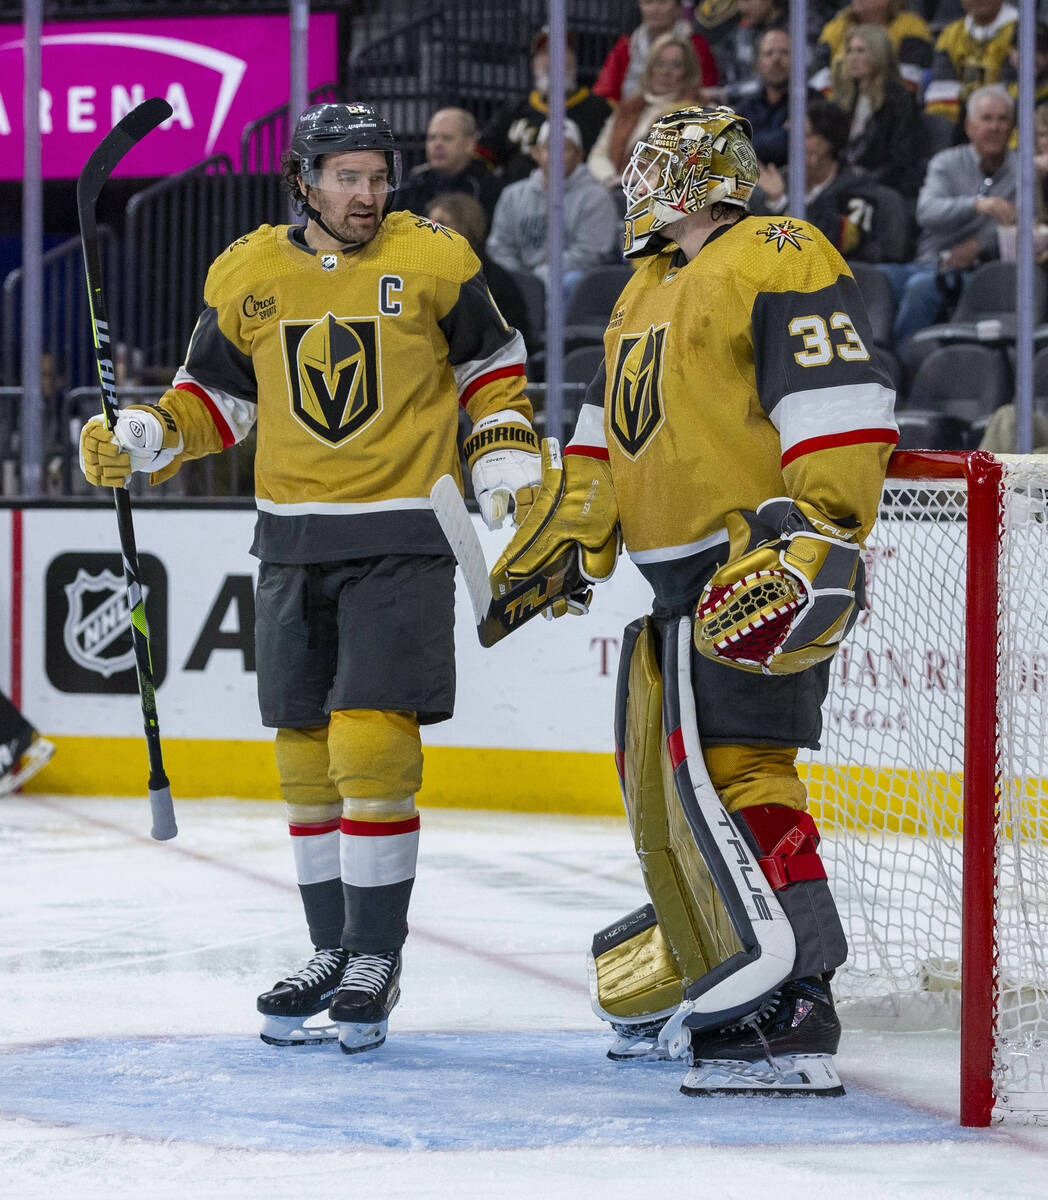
[
  {"x1": 490, "y1": 438, "x2": 621, "y2": 620},
  {"x1": 79, "y1": 404, "x2": 183, "y2": 488},
  {"x1": 463, "y1": 410, "x2": 542, "y2": 530},
  {"x1": 694, "y1": 497, "x2": 865, "y2": 675}
]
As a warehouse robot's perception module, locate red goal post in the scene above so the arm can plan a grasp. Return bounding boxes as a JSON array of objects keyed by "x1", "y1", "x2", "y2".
[{"x1": 800, "y1": 450, "x2": 1048, "y2": 1127}]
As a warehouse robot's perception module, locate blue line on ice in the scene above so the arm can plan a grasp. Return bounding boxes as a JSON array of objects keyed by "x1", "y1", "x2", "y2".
[{"x1": 2, "y1": 1031, "x2": 980, "y2": 1150}]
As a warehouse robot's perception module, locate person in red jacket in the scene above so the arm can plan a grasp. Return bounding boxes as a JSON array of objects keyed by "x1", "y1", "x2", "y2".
[{"x1": 593, "y1": 0, "x2": 719, "y2": 103}]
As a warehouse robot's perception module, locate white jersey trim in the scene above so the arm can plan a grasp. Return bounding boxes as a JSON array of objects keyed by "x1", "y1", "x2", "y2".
[
  {"x1": 256, "y1": 497, "x2": 433, "y2": 517},
  {"x1": 568, "y1": 403, "x2": 608, "y2": 451},
  {"x1": 172, "y1": 366, "x2": 257, "y2": 444},
  {"x1": 628, "y1": 528, "x2": 729, "y2": 565},
  {"x1": 452, "y1": 329, "x2": 527, "y2": 397},
  {"x1": 770, "y1": 382, "x2": 897, "y2": 454}
]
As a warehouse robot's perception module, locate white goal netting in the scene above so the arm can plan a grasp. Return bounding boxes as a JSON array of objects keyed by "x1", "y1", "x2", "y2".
[{"x1": 800, "y1": 454, "x2": 1048, "y2": 1123}]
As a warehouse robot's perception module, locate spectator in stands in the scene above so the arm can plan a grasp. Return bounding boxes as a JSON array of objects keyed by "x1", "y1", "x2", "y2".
[
  {"x1": 831, "y1": 24, "x2": 926, "y2": 197},
  {"x1": 393, "y1": 108, "x2": 501, "y2": 222},
  {"x1": 476, "y1": 29, "x2": 612, "y2": 184},
  {"x1": 592, "y1": 0, "x2": 719, "y2": 103},
  {"x1": 810, "y1": 0, "x2": 934, "y2": 98},
  {"x1": 735, "y1": 28, "x2": 821, "y2": 168},
  {"x1": 925, "y1": 0, "x2": 1018, "y2": 124},
  {"x1": 424, "y1": 193, "x2": 533, "y2": 353},
  {"x1": 751, "y1": 97, "x2": 900, "y2": 262},
  {"x1": 1000, "y1": 21, "x2": 1048, "y2": 112},
  {"x1": 707, "y1": 0, "x2": 787, "y2": 101},
  {"x1": 875, "y1": 84, "x2": 1016, "y2": 348},
  {"x1": 486, "y1": 119, "x2": 619, "y2": 307},
  {"x1": 587, "y1": 33, "x2": 705, "y2": 190}
]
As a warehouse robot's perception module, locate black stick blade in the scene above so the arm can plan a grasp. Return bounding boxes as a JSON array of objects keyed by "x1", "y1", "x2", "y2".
[{"x1": 77, "y1": 98, "x2": 174, "y2": 207}]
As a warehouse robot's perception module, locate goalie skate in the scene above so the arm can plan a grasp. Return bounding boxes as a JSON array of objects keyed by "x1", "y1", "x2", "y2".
[
  {"x1": 256, "y1": 947, "x2": 348, "y2": 1046},
  {"x1": 0, "y1": 735, "x2": 55, "y2": 798},
  {"x1": 330, "y1": 950, "x2": 402, "y2": 1055},
  {"x1": 607, "y1": 1015, "x2": 687, "y2": 1063},
  {"x1": 679, "y1": 976, "x2": 844, "y2": 1097}
]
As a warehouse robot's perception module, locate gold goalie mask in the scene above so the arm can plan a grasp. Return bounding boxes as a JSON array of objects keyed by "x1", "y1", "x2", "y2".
[
  {"x1": 621, "y1": 106, "x2": 759, "y2": 258},
  {"x1": 694, "y1": 498, "x2": 866, "y2": 676}
]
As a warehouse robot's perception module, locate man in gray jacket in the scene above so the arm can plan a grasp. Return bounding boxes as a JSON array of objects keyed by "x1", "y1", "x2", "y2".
[
  {"x1": 875, "y1": 84, "x2": 1016, "y2": 349},
  {"x1": 486, "y1": 118, "x2": 619, "y2": 305}
]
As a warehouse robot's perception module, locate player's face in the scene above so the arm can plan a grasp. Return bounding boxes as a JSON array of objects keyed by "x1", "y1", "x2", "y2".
[{"x1": 307, "y1": 150, "x2": 391, "y2": 244}]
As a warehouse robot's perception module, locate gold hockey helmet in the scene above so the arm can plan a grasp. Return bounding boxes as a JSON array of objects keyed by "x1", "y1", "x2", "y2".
[{"x1": 621, "y1": 106, "x2": 759, "y2": 258}]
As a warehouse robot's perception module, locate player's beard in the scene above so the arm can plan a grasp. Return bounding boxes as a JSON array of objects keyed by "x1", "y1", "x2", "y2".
[{"x1": 318, "y1": 195, "x2": 382, "y2": 246}]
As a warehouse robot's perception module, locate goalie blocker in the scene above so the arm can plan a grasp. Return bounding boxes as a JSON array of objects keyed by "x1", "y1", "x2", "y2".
[{"x1": 589, "y1": 615, "x2": 847, "y2": 1083}]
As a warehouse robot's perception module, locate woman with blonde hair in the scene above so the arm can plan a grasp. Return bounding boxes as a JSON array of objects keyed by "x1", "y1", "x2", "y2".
[
  {"x1": 810, "y1": 0, "x2": 932, "y2": 97},
  {"x1": 587, "y1": 32, "x2": 703, "y2": 189},
  {"x1": 831, "y1": 23, "x2": 925, "y2": 197}
]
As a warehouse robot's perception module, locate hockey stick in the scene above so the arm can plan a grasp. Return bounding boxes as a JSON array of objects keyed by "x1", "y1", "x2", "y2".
[
  {"x1": 429, "y1": 473, "x2": 586, "y2": 647},
  {"x1": 77, "y1": 97, "x2": 177, "y2": 841}
]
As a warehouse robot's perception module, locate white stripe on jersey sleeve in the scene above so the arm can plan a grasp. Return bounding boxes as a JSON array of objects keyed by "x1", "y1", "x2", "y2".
[
  {"x1": 770, "y1": 381, "x2": 897, "y2": 456},
  {"x1": 450, "y1": 328, "x2": 527, "y2": 398},
  {"x1": 566, "y1": 403, "x2": 608, "y2": 452},
  {"x1": 172, "y1": 367, "x2": 258, "y2": 443}
]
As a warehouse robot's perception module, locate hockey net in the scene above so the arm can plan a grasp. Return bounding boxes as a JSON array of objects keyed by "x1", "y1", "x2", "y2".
[{"x1": 799, "y1": 450, "x2": 1048, "y2": 1126}]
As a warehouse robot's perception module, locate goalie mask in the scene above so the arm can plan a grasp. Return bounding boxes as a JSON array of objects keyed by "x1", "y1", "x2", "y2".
[{"x1": 621, "y1": 106, "x2": 759, "y2": 258}]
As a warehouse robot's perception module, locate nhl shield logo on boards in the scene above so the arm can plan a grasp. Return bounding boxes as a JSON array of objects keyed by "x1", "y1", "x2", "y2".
[
  {"x1": 45, "y1": 552, "x2": 168, "y2": 694},
  {"x1": 62, "y1": 568, "x2": 143, "y2": 678}
]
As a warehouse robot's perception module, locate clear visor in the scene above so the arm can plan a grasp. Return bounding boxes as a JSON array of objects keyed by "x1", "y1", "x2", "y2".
[
  {"x1": 620, "y1": 142, "x2": 675, "y2": 209},
  {"x1": 302, "y1": 152, "x2": 402, "y2": 196}
]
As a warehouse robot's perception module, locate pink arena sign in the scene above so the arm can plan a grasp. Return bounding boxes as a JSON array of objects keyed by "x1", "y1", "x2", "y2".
[{"x1": 0, "y1": 14, "x2": 338, "y2": 179}]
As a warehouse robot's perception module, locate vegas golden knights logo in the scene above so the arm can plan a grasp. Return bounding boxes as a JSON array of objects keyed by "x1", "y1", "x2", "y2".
[
  {"x1": 283, "y1": 313, "x2": 382, "y2": 445},
  {"x1": 609, "y1": 324, "x2": 667, "y2": 458}
]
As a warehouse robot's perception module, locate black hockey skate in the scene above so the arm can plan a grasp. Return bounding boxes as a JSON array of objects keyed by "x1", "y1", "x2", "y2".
[
  {"x1": 256, "y1": 948, "x2": 348, "y2": 1046},
  {"x1": 681, "y1": 976, "x2": 845, "y2": 1097},
  {"x1": 330, "y1": 950, "x2": 402, "y2": 1055}
]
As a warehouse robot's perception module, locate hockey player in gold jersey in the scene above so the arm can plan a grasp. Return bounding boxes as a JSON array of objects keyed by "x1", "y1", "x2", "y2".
[
  {"x1": 493, "y1": 107, "x2": 898, "y2": 1095},
  {"x1": 79, "y1": 103, "x2": 541, "y2": 1055}
]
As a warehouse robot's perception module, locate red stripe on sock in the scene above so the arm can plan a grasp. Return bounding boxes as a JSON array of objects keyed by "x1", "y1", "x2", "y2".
[
  {"x1": 288, "y1": 819, "x2": 341, "y2": 837},
  {"x1": 340, "y1": 815, "x2": 421, "y2": 837}
]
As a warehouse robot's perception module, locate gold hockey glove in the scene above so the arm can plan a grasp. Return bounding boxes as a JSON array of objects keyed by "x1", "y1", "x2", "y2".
[
  {"x1": 694, "y1": 498, "x2": 865, "y2": 675},
  {"x1": 79, "y1": 404, "x2": 183, "y2": 488},
  {"x1": 490, "y1": 438, "x2": 621, "y2": 620}
]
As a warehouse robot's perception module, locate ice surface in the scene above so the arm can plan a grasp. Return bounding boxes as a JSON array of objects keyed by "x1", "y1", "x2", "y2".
[{"x1": 2, "y1": 796, "x2": 1046, "y2": 1199}]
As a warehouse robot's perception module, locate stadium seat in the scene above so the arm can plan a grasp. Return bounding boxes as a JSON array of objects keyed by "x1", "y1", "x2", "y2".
[
  {"x1": 903, "y1": 342, "x2": 1011, "y2": 447},
  {"x1": 562, "y1": 264, "x2": 633, "y2": 349},
  {"x1": 894, "y1": 410, "x2": 970, "y2": 450},
  {"x1": 509, "y1": 269, "x2": 546, "y2": 353},
  {"x1": 858, "y1": 184, "x2": 914, "y2": 264},
  {"x1": 850, "y1": 262, "x2": 897, "y2": 348},
  {"x1": 904, "y1": 262, "x2": 1048, "y2": 373},
  {"x1": 561, "y1": 344, "x2": 606, "y2": 423}
]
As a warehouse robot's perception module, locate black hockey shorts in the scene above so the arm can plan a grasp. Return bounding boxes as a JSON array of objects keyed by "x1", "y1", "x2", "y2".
[{"x1": 255, "y1": 554, "x2": 456, "y2": 729}]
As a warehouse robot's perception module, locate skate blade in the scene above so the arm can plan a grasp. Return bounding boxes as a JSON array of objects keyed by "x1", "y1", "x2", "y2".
[
  {"x1": 681, "y1": 1054, "x2": 844, "y2": 1097},
  {"x1": 337, "y1": 1020, "x2": 388, "y2": 1055},
  {"x1": 0, "y1": 738, "x2": 55, "y2": 797},
  {"x1": 259, "y1": 1013, "x2": 338, "y2": 1046}
]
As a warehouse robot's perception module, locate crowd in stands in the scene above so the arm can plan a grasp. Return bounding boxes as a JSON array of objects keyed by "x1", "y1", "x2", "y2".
[{"x1": 384, "y1": 0, "x2": 1048, "y2": 451}]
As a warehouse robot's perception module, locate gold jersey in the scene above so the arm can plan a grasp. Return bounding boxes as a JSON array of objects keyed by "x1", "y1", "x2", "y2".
[
  {"x1": 160, "y1": 211, "x2": 529, "y2": 562},
  {"x1": 925, "y1": 6, "x2": 1018, "y2": 121},
  {"x1": 569, "y1": 215, "x2": 897, "y2": 604}
]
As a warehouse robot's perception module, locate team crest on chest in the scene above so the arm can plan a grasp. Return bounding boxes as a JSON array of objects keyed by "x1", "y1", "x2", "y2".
[
  {"x1": 281, "y1": 313, "x2": 383, "y2": 445},
  {"x1": 609, "y1": 323, "x2": 668, "y2": 459},
  {"x1": 321, "y1": 254, "x2": 338, "y2": 271}
]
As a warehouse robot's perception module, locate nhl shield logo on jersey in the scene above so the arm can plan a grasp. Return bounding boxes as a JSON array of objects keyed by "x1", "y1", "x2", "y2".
[
  {"x1": 609, "y1": 324, "x2": 668, "y2": 458},
  {"x1": 283, "y1": 313, "x2": 383, "y2": 445}
]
